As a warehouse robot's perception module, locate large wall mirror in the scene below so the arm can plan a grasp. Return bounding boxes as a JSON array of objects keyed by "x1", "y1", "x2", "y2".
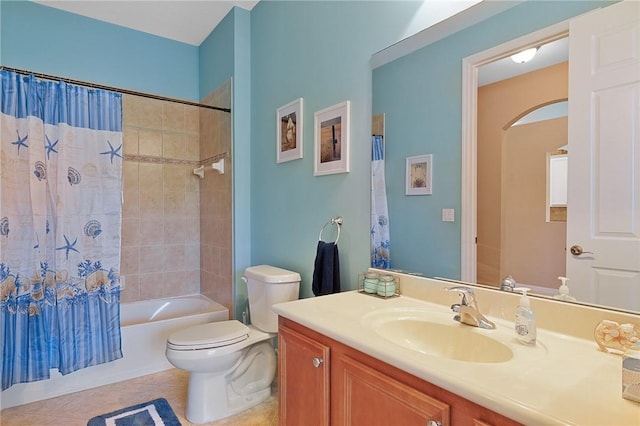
[{"x1": 371, "y1": 1, "x2": 639, "y2": 314}]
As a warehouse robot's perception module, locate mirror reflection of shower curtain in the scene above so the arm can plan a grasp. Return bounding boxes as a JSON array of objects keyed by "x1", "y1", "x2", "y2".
[
  {"x1": 0, "y1": 70, "x2": 123, "y2": 390},
  {"x1": 371, "y1": 135, "x2": 391, "y2": 268}
]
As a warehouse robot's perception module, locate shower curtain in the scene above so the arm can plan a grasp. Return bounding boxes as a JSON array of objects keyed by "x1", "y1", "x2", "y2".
[
  {"x1": 0, "y1": 70, "x2": 123, "y2": 390},
  {"x1": 371, "y1": 135, "x2": 391, "y2": 268}
]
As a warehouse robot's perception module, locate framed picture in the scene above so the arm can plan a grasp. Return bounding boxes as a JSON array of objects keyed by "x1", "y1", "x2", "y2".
[
  {"x1": 314, "y1": 101, "x2": 350, "y2": 176},
  {"x1": 276, "y1": 98, "x2": 303, "y2": 163},
  {"x1": 405, "y1": 154, "x2": 433, "y2": 195}
]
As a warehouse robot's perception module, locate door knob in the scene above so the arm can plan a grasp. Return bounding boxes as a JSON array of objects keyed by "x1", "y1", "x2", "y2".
[
  {"x1": 312, "y1": 357, "x2": 324, "y2": 368},
  {"x1": 570, "y1": 245, "x2": 594, "y2": 256}
]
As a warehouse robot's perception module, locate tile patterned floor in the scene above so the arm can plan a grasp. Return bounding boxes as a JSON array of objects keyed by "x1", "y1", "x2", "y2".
[{"x1": 0, "y1": 368, "x2": 278, "y2": 426}]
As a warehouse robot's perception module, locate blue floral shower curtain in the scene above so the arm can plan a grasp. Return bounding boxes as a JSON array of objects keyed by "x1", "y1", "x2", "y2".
[
  {"x1": 0, "y1": 70, "x2": 123, "y2": 390},
  {"x1": 371, "y1": 135, "x2": 391, "y2": 268}
]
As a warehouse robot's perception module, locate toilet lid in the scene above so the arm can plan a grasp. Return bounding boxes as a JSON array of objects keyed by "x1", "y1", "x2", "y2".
[{"x1": 167, "y1": 320, "x2": 249, "y2": 350}]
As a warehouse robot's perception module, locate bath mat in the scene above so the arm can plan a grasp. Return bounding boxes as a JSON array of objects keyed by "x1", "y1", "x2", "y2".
[{"x1": 87, "y1": 398, "x2": 181, "y2": 426}]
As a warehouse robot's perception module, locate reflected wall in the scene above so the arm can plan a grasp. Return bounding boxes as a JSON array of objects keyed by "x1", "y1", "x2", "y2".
[{"x1": 371, "y1": 1, "x2": 607, "y2": 280}]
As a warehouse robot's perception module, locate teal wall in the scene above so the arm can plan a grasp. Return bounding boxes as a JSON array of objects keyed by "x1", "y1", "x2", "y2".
[
  {"x1": 199, "y1": 7, "x2": 235, "y2": 98},
  {"x1": 372, "y1": 1, "x2": 612, "y2": 279},
  {"x1": 1, "y1": 1, "x2": 199, "y2": 100},
  {"x1": 249, "y1": 1, "x2": 421, "y2": 298}
]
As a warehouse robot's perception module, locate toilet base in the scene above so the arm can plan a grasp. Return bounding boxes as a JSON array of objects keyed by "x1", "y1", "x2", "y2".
[
  {"x1": 186, "y1": 372, "x2": 272, "y2": 424},
  {"x1": 183, "y1": 340, "x2": 277, "y2": 424}
]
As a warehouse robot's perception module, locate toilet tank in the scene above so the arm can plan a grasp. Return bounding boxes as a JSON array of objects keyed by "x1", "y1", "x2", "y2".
[{"x1": 244, "y1": 265, "x2": 301, "y2": 333}]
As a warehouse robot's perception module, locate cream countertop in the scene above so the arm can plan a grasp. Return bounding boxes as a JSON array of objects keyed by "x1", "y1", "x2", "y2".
[{"x1": 273, "y1": 278, "x2": 640, "y2": 425}]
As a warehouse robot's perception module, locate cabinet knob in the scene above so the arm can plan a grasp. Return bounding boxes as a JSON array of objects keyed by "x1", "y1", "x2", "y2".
[
  {"x1": 312, "y1": 357, "x2": 324, "y2": 368},
  {"x1": 427, "y1": 420, "x2": 442, "y2": 426}
]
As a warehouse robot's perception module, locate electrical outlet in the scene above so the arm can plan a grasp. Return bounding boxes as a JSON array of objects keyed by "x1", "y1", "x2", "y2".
[{"x1": 442, "y1": 208, "x2": 455, "y2": 222}]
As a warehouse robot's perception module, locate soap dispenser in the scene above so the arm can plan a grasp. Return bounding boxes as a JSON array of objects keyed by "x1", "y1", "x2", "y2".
[
  {"x1": 514, "y1": 287, "x2": 536, "y2": 345},
  {"x1": 553, "y1": 276, "x2": 577, "y2": 302}
]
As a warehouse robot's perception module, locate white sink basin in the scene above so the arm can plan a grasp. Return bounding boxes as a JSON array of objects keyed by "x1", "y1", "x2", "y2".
[{"x1": 363, "y1": 307, "x2": 545, "y2": 363}]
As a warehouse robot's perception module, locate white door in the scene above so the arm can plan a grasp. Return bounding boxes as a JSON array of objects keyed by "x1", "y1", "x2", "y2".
[{"x1": 567, "y1": 0, "x2": 640, "y2": 311}]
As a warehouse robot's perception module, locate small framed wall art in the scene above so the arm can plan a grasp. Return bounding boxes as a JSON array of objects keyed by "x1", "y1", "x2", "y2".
[
  {"x1": 276, "y1": 98, "x2": 303, "y2": 163},
  {"x1": 314, "y1": 100, "x2": 350, "y2": 176},
  {"x1": 405, "y1": 154, "x2": 433, "y2": 195}
]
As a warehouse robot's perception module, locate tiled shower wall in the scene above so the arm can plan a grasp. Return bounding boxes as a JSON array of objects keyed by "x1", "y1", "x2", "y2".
[
  {"x1": 199, "y1": 83, "x2": 233, "y2": 314},
  {"x1": 119, "y1": 81, "x2": 232, "y2": 311}
]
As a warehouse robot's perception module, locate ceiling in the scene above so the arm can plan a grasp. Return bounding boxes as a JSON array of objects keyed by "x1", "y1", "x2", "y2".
[
  {"x1": 478, "y1": 37, "x2": 568, "y2": 87},
  {"x1": 33, "y1": 1, "x2": 567, "y2": 84},
  {"x1": 33, "y1": 0, "x2": 260, "y2": 46}
]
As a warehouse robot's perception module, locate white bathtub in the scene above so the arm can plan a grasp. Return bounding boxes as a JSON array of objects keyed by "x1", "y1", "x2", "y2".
[{"x1": 1, "y1": 294, "x2": 228, "y2": 409}]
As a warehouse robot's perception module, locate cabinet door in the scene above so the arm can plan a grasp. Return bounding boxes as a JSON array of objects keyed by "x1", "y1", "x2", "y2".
[
  {"x1": 333, "y1": 353, "x2": 450, "y2": 426},
  {"x1": 279, "y1": 324, "x2": 330, "y2": 426}
]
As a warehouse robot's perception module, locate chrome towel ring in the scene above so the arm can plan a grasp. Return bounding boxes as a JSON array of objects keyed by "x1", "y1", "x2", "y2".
[{"x1": 318, "y1": 217, "x2": 343, "y2": 244}]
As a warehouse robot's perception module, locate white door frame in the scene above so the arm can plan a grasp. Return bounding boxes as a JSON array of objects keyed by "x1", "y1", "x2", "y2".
[{"x1": 460, "y1": 21, "x2": 569, "y2": 283}]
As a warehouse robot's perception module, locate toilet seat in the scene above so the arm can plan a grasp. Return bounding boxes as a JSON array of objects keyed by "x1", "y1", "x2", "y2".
[{"x1": 167, "y1": 320, "x2": 249, "y2": 351}]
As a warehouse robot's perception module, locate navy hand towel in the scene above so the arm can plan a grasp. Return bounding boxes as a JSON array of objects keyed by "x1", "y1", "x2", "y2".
[{"x1": 312, "y1": 241, "x2": 341, "y2": 296}]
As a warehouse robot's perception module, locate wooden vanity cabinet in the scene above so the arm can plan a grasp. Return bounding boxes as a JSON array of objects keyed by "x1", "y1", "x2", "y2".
[
  {"x1": 278, "y1": 321, "x2": 330, "y2": 426},
  {"x1": 333, "y1": 352, "x2": 450, "y2": 425},
  {"x1": 278, "y1": 317, "x2": 522, "y2": 426}
]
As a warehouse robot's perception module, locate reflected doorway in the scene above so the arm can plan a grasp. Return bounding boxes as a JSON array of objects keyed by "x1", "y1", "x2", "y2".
[
  {"x1": 477, "y1": 101, "x2": 568, "y2": 289},
  {"x1": 460, "y1": 28, "x2": 570, "y2": 292},
  {"x1": 476, "y1": 55, "x2": 569, "y2": 290}
]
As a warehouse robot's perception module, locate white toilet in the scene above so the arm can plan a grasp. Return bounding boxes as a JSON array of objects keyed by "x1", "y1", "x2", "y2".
[{"x1": 165, "y1": 265, "x2": 300, "y2": 424}]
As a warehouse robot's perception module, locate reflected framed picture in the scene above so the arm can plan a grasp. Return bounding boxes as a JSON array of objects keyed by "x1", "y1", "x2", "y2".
[
  {"x1": 276, "y1": 98, "x2": 303, "y2": 163},
  {"x1": 405, "y1": 154, "x2": 433, "y2": 195},
  {"x1": 314, "y1": 101, "x2": 350, "y2": 176}
]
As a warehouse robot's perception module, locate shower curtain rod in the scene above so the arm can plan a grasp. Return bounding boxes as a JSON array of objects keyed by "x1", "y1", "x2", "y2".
[{"x1": 0, "y1": 66, "x2": 231, "y2": 113}]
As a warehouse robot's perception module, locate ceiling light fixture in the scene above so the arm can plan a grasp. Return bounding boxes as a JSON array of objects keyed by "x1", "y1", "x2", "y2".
[{"x1": 510, "y1": 47, "x2": 539, "y2": 64}]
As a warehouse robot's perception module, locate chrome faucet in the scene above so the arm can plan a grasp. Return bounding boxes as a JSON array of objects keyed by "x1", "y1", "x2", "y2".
[
  {"x1": 446, "y1": 286, "x2": 496, "y2": 329},
  {"x1": 500, "y1": 274, "x2": 517, "y2": 292}
]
